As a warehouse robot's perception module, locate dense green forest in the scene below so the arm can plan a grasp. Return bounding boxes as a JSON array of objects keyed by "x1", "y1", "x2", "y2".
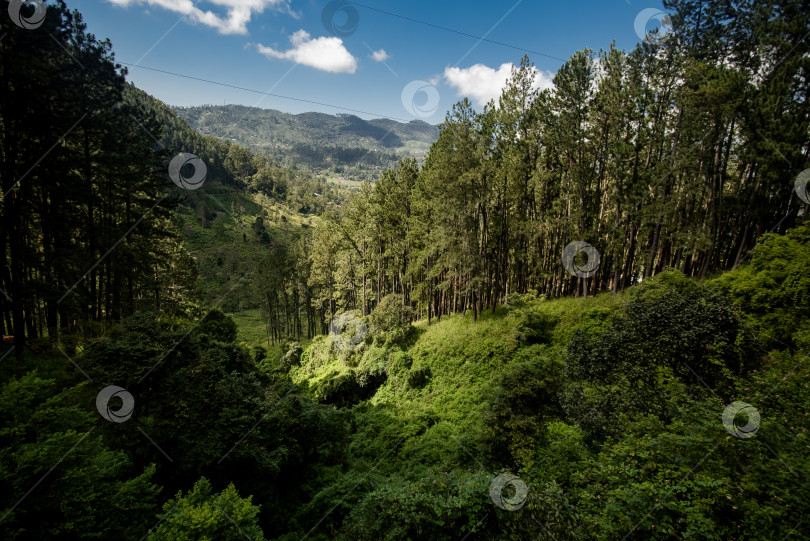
[
  {"x1": 1, "y1": 0, "x2": 809, "y2": 540},
  {"x1": 247, "y1": 0, "x2": 810, "y2": 342},
  {"x1": 0, "y1": 5, "x2": 342, "y2": 347}
]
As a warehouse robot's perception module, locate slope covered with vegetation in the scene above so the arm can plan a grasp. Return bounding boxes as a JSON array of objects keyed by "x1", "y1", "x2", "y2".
[
  {"x1": 175, "y1": 105, "x2": 439, "y2": 182},
  {"x1": 1, "y1": 0, "x2": 809, "y2": 540},
  {"x1": 2, "y1": 224, "x2": 808, "y2": 539}
]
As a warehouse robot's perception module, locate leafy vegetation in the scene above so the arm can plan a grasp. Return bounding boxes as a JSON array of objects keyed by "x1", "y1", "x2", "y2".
[
  {"x1": 148, "y1": 478, "x2": 266, "y2": 541},
  {"x1": 1, "y1": 0, "x2": 809, "y2": 539}
]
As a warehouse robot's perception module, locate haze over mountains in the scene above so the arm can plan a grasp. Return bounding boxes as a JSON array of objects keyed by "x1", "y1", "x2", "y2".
[{"x1": 174, "y1": 105, "x2": 439, "y2": 181}]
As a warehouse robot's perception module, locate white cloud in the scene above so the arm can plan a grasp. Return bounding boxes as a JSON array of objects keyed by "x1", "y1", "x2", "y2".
[
  {"x1": 371, "y1": 49, "x2": 389, "y2": 62},
  {"x1": 257, "y1": 30, "x2": 357, "y2": 73},
  {"x1": 443, "y1": 63, "x2": 555, "y2": 107},
  {"x1": 105, "y1": 0, "x2": 291, "y2": 35}
]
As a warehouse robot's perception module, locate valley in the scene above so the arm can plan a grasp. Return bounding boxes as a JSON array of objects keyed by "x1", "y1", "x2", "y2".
[{"x1": 175, "y1": 105, "x2": 439, "y2": 182}]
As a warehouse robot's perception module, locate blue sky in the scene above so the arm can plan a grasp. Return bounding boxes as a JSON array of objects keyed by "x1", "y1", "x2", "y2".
[{"x1": 71, "y1": 0, "x2": 668, "y2": 122}]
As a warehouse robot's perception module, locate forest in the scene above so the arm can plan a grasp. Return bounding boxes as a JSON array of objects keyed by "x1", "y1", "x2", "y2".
[
  {"x1": 174, "y1": 105, "x2": 439, "y2": 181},
  {"x1": 1, "y1": 0, "x2": 809, "y2": 539},
  {"x1": 247, "y1": 0, "x2": 810, "y2": 342}
]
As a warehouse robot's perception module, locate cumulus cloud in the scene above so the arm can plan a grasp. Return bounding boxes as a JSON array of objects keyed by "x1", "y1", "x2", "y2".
[
  {"x1": 257, "y1": 30, "x2": 357, "y2": 73},
  {"x1": 371, "y1": 49, "x2": 389, "y2": 62},
  {"x1": 105, "y1": 0, "x2": 291, "y2": 35},
  {"x1": 443, "y1": 63, "x2": 555, "y2": 106}
]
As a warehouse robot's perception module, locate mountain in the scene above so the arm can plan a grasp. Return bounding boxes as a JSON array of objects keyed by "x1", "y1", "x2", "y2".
[{"x1": 174, "y1": 105, "x2": 440, "y2": 181}]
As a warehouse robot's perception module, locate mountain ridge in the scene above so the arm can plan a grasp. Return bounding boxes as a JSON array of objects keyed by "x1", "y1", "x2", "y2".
[{"x1": 174, "y1": 104, "x2": 439, "y2": 181}]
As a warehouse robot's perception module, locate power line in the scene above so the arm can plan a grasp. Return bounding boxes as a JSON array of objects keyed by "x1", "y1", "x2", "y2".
[
  {"x1": 119, "y1": 62, "x2": 417, "y2": 123},
  {"x1": 118, "y1": 3, "x2": 570, "y2": 120},
  {"x1": 346, "y1": 1, "x2": 568, "y2": 63},
  {"x1": 118, "y1": 3, "x2": 570, "y2": 121}
]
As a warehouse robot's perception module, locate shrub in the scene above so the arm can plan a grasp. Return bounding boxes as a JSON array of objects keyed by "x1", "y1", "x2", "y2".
[
  {"x1": 148, "y1": 478, "x2": 265, "y2": 540},
  {"x1": 711, "y1": 221, "x2": 810, "y2": 349},
  {"x1": 0, "y1": 373, "x2": 160, "y2": 539},
  {"x1": 481, "y1": 345, "x2": 565, "y2": 468},
  {"x1": 406, "y1": 366, "x2": 432, "y2": 389},
  {"x1": 281, "y1": 342, "x2": 303, "y2": 369},
  {"x1": 329, "y1": 311, "x2": 368, "y2": 364},
  {"x1": 513, "y1": 308, "x2": 558, "y2": 345},
  {"x1": 200, "y1": 309, "x2": 238, "y2": 342},
  {"x1": 565, "y1": 270, "x2": 763, "y2": 440},
  {"x1": 368, "y1": 294, "x2": 414, "y2": 346}
]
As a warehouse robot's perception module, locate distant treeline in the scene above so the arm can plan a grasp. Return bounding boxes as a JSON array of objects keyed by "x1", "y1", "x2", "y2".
[{"x1": 174, "y1": 104, "x2": 438, "y2": 180}]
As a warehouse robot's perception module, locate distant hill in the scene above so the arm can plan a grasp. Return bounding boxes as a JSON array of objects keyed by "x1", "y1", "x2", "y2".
[{"x1": 174, "y1": 105, "x2": 439, "y2": 181}]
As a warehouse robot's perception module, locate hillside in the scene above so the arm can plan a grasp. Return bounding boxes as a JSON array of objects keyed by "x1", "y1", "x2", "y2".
[
  {"x1": 123, "y1": 87, "x2": 340, "y2": 316},
  {"x1": 5, "y1": 229, "x2": 809, "y2": 538},
  {"x1": 2, "y1": 1, "x2": 809, "y2": 540},
  {"x1": 174, "y1": 105, "x2": 439, "y2": 181},
  {"x1": 273, "y1": 236, "x2": 810, "y2": 538}
]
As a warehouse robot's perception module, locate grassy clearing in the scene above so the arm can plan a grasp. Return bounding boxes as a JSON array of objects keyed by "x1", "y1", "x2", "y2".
[{"x1": 229, "y1": 308, "x2": 268, "y2": 348}]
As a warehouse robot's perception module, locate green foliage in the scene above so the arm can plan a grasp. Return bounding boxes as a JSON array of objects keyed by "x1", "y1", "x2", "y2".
[
  {"x1": 368, "y1": 294, "x2": 415, "y2": 346},
  {"x1": 2, "y1": 1, "x2": 809, "y2": 539},
  {"x1": 288, "y1": 223, "x2": 808, "y2": 539},
  {"x1": 70, "y1": 311, "x2": 347, "y2": 537},
  {"x1": 481, "y1": 345, "x2": 565, "y2": 468},
  {"x1": 565, "y1": 270, "x2": 762, "y2": 440},
  {"x1": 328, "y1": 311, "x2": 369, "y2": 365},
  {"x1": 0, "y1": 372, "x2": 160, "y2": 539},
  {"x1": 0, "y1": 1, "x2": 197, "y2": 342},
  {"x1": 148, "y1": 477, "x2": 265, "y2": 540},
  {"x1": 200, "y1": 309, "x2": 238, "y2": 343},
  {"x1": 711, "y1": 221, "x2": 810, "y2": 349},
  {"x1": 510, "y1": 305, "x2": 558, "y2": 346},
  {"x1": 5, "y1": 223, "x2": 810, "y2": 539},
  {"x1": 277, "y1": 342, "x2": 303, "y2": 371},
  {"x1": 340, "y1": 469, "x2": 492, "y2": 540},
  {"x1": 406, "y1": 366, "x2": 432, "y2": 389}
]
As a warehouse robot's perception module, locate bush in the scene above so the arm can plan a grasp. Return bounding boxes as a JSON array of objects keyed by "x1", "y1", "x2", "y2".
[
  {"x1": 252, "y1": 345, "x2": 268, "y2": 363},
  {"x1": 0, "y1": 373, "x2": 160, "y2": 539},
  {"x1": 711, "y1": 221, "x2": 810, "y2": 349},
  {"x1": 280, "y1": 342, "x2": 303, "y2": 370},
  {"x1": 341, "y1": 469, "x2": 492, "y2": 540},
  {"x1": 406, "y1": 366, "x2": 431, "y2": 389},
  {"x1": 148, "y1": 478, "x2": 265, "y2": 540},
  {"x1": 318, "y1": 369, "x2": 365, "y2": 407},
  {"x1": 329, "y1": 311, "x2": 369, "y2": 365},
  {"x1": 565, "y1": 270, "x2": 763, "y2": 440},
  {"x1": 368, "y1": 294, "x2": 414, "y2": 346},
  {"x1": 513, "y1": 308, "x2": 557, "y2": 345},
  {"x1": 481, "y1": 345, "x2": 565, "y2": 468},
  {"x1": 200, "y1": 309, "x2": 238, "y2": 342}
]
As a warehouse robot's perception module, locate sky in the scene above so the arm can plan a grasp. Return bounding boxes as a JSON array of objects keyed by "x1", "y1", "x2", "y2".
[{"x1": 70, "y1": 0, "x2": 670, "y2": 123}]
